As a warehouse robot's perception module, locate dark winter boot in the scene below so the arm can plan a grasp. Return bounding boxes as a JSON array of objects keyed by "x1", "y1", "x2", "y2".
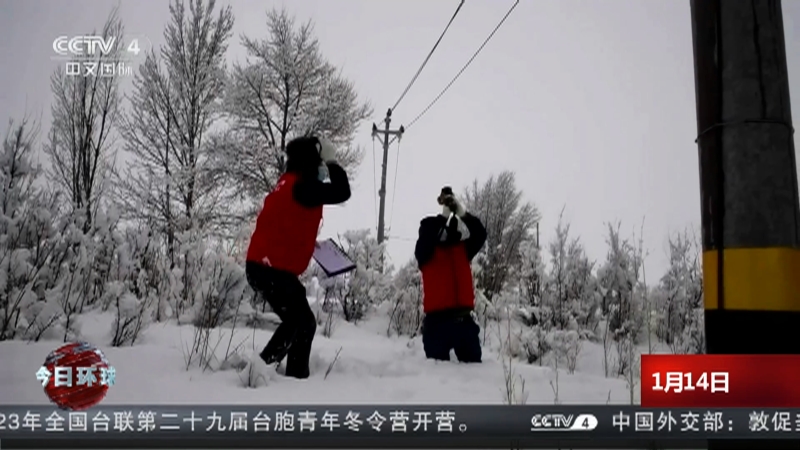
[
  {"x1": 260, "y1": 323, "x2": 296, "y2": 365},
  {"x1": 284, "y1": 313, "x2": 317, "y2": 379}
]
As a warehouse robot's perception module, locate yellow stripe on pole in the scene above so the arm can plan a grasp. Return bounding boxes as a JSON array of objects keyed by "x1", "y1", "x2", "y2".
[{"x1": 703, "y1": 248, "x2": 800, "y2": 311}]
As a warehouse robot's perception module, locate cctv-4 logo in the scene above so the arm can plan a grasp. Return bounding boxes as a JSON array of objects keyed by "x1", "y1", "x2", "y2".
[{"x1": 531, "y1": 413, "x2": 598, "y2": 431}]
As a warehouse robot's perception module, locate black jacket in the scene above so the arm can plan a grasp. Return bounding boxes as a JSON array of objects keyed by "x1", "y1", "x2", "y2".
[
  {"x1": 292, "y1": 162, "x2": 351, "y2": 207},
  {"x1": 414, "y1": 213, "x2": 487, "y2": 268}
]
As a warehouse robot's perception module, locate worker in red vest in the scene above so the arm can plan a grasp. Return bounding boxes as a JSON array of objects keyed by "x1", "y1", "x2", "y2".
[
  {"x1": 414, "y1": 186, "x2": 487, "y2": 362},
  {"x1": 245, "y1": 135, "x2": 350, "y2": 379}
]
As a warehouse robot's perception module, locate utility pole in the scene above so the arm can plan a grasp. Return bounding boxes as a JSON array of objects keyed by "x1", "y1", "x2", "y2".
[
  {"x1": 372, "y1": 108, "x2": 405, "y2": 246},
  {"x1": 691, "y1": 0, "x2": 799, "y2": 448}
]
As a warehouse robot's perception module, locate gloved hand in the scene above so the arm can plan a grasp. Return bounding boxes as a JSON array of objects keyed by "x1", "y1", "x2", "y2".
[
  {"x1": 445, "y1": 216, "x2": 461, "y2": 242},
  {"x1": 442, "y1": 195, "x2": 466, "y2": 217},
  {"x1": 316, "y1": 136, "x2": 337, "y2": 163}
]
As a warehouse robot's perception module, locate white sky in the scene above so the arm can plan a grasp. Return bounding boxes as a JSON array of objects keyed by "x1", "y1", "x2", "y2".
[{"x1": 1, "y1": 0, "x2": 799, "y2": 279}]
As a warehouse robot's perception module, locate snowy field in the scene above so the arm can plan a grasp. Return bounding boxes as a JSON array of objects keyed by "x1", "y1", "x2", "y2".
[{"x1": 0, "y1": 302, "x2": 640, "y2": 405}]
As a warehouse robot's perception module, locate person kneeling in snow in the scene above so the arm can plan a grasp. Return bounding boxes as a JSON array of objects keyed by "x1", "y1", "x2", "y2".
[
  {"x1": 414, "y1": 187, "x2": 487, "y2": 362},
  {"x1": 245, "y1": 136, "x2": 351, "y2": 379}
]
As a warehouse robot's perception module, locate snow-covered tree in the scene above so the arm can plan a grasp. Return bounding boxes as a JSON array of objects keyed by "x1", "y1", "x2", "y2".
[
  {"x1": 116, "y1": 51, "x2": 181, "y2": 265},
  {"x1": 538, "y1": 213, "x2": 599, "y2": 334},
  {"x1": 116, "y1": 0, "x2": 236, "y2": 259},
  {"x1": 387, "y1": 259, "x2": 422, "y2": 337},
  {"x1": 517, "y1": 239, "x2": 545, "y2": 325},
  {"x1": 319, "y1": 230, "x2": 392, "y2": 322},
  {"x1": 654, "y1": 229, "x2": 704, "y2": 353},
  {"x1": 597, "y1": 222, "x2": 643, "y2": 341},
  {"x1": 463, "y1": 171, "x2": 539, "y2": 301},
  {"x1": 219, "y1": 8, "x2": 371, "y2": 212},
  {"x1": 545, "y1": 216, "x2": 571, "y2": 330},
  {"x1": 44, "y1": 8, "x2": 124, "y2": 231}
]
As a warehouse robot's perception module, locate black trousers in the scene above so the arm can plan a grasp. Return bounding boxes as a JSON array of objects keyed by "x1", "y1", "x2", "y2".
[
  {"x1": 245, "y1": 262, "x2": 317, "y2": 379},
  {"x1": 422, "y1": 309, "x2": 482, "y2": 363}
]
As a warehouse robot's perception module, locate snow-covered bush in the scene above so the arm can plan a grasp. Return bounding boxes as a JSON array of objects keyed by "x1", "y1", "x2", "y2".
[
  {"x1": 107, "y1": 283, "x2": 152, "y2": 347},
  {"x1": 473, "y1": 285, "x2": 492, "y2": 344},
  {"x1": 318, "y1": 230, "x2": 393, "y2": 323},
  {"x1": 0, "y1": 121, "x2": 62, "y2": 341},
  {"x1": 670, "y1": 307, "x2": 705, "y2": 354},
  {"x1": 518, "y1": 240, "x2": 545, "y2": 308},
  {"x1": 516, "y1": 325, "x2": 547, "y2": 364},
  {"x1": 101, "y1": 226, "x2": 176, "y2": 346},
  {"x1": 388, "y1": 259, "x2": 422, "y2": 337},
  {"x1": 615, "y1": 333, "x2": 640, "y2": 404},
  {"x1": 163, "y1": 228, "x2": 250, "y2": 369},
  {"x1": 653, "y1": 230, "x2": 703, "y2": 353},
  {"x1": 191, "y1": 247, "x2": 248, "y2": 330},
  {"x1": 550, "y1": 329, "x2": 581, "y2": 374},
  {"x1": 597, "y1": 223, "x2": 644, "y2": 343},
  {"x1": 19, "y1": 300, "x2": 62, "y2": 341},
  {"x1": 537, "y1": 214, "x2": 601, "y2": 338},
  {"x1": 499, "y1": 315, "x2": 528, "y2": 405}
]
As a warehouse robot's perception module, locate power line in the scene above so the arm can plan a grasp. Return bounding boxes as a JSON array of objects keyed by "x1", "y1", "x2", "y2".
[
  {"x1": 387, "y1": 138, "x2": 402, "y2": 231},
  {"x1": 390, "y1": 0, "x2": 466, "y2": 112},
  {"x1": 406, "y1": 0, "x2": 520, "y2": 130}
]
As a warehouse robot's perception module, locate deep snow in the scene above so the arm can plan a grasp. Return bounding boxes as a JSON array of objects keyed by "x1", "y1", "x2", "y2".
[{"x1": 0, "y1": 303, "x2": 640, "y2": 405}]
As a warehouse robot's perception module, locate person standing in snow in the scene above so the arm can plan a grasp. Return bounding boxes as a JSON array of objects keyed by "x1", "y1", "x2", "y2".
[
  {"x1": 414, "y1": 186, "x2": 487, "y2": 362},
  {"x1": 245, "y1": 136, "x2": 351, "y2": 379}
]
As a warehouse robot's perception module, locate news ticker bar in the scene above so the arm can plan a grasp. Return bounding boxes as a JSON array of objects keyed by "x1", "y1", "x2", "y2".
[{"x1": 1, "y1": 405, "x2": 800, "y2": 449}]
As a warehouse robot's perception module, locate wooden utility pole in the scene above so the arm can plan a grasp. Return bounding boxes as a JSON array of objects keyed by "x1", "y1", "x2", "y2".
[
  {"x1": 691, "y1": 0, "x2": 799, "y2": 448},
  {"x1": 372, "y1": 108, "x2": 405, "y2": 245}
]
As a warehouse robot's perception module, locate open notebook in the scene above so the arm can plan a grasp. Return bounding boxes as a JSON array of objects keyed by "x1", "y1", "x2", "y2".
[{"x1": 312, "y1": 238, "x2": 357, "y2": 277}]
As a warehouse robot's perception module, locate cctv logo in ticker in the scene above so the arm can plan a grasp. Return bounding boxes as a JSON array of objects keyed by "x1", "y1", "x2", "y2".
[{"x1": 530, "y1": 413, "x2": 598, "y2": 431}]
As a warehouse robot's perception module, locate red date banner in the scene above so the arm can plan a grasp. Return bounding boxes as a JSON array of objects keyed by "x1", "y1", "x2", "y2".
[{"x1": 641, "y1": 355, "x2": 800, "y2": 408}]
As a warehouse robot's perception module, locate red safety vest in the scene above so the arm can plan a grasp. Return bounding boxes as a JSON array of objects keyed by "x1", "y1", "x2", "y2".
[
  {"x1": 420, "y1": 243, "x2": 476, "y2": 313},
  {"x1": 246, "y1": 173, "x2": 323, "y2": 276}
]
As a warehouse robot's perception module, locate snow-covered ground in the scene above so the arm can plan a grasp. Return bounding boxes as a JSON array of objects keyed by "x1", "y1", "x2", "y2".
[{"x1": 0, "y1": 302, "x2": 639, "y2": 405}]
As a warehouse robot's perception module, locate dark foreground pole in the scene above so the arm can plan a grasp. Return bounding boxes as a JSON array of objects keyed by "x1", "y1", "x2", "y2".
[{"x1": 691, "y1": 0, "x2": 800, "y2": 447}]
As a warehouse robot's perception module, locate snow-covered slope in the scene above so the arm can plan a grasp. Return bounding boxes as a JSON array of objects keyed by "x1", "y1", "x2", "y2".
[{"x1": 0, "y1": 308, "x2": 637, "y2": 405}]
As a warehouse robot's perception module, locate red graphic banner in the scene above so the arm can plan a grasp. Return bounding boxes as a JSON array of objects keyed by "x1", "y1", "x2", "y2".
[{"x1": 641, "y1": 354, "x2": 800, "y2": 407}]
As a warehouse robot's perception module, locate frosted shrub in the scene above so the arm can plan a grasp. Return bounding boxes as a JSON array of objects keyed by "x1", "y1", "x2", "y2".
[
  {"x1": 519, "y1": 326, "x2": 550, "y2": 364},
  {"x1": 191, "y1": 251, "x2": 248, "y2": 329},
  {"x1": 44, "y1": 218, "x2": 96, "y2": 341},
  {"x1": 671, "y1": 308, "x2": 706, "y2": 354},
  {"x1": 0, "y1": 121, "x2": 63, "y2": 341},
  {"x1": 182, "y1": 245, "x2": 248, "y2": 370},
  {"x1": 18, "y1": 297, "x2": 62, "y2": 341},
  {"x1": 550, "y1": 329, "x2": 581, "y2": 374},
  {"x1": 387, "y1": 260, "x2": 422, "y2": 337},
  {"x1": 473, "y1": 287, "x2": 493, "y2": 344},
  {"x1": 112, "y1": 228, "x2": 171, "y2": 322},
  {"x1": 499, "y1": 315, "x2": 529, "y2": 405},
  {"x1": 614, "y1": 330, "x2": 636, "y2": 377},
  {"x1": 104, "y1": 227, "x2": 165, "y2": 346},
  {"x1": 107, "y1": 282, "x2": 153, "y2": 347},
  {"x1": 83, "y1": 209, "x2": 123, "y2": 309},
  {"x1": 319, "y1": 230, "x2": 392, "y2": 323}
]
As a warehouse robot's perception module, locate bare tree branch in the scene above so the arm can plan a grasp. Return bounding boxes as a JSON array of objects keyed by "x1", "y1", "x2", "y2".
[{"x1": 44, "y1": 8, "x2": 124, "y2": 231}]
